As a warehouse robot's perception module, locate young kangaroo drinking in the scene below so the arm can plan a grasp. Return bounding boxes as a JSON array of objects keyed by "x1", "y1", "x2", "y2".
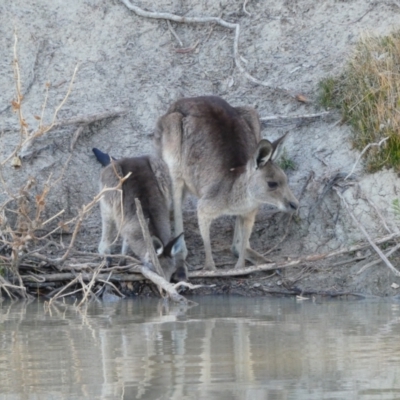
[
  {"x1": 93, "y1": 148, "x2": 188, "y2": 283},
  {"x1": 154, "y1": 96, "x2": 299, "y2": 271}
]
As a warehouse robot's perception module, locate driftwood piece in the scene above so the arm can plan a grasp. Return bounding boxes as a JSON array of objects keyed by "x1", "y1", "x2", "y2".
[{"x1": 139, "y1": 265, "x2": 189, "y2": 304}]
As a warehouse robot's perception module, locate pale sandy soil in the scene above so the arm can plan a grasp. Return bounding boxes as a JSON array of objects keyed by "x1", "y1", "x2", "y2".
[{"x1": 2, "y1": 0, "x2": 400, "y2": 296}]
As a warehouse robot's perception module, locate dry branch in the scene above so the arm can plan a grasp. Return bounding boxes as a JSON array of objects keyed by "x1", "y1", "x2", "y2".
[
  {"x1": 139, "y1": 265, "x2": 189, "y2": 304},
  {"x1": 21, "y1": 271, "x2": 144, "y2": 283},
  {"x1": 334, "y1": 187, "x2": 400, "y2": 276},
  {"x1": 167, "y1": 20, "x2": 183, "y2": 47},
  {"x1": 357, "y1": 243, "x2": 400, "y2": 274},
  {"x1": 189, "y1": 232, "x2": 400, "y2": 278},
  {"x1": 260, "y1": 111, "x2": 331, "y2": 122},
  {"x1": 135, "y1": 198, "x2": 164, "y2": 279},
  {"x1": 344, "y1": 137, "x2": 389, "y2": 181},
  {"x1": 52, "y1": 109, "x2": 127, "y2": 129},
  {"x1": 119, "y1": 0, "x2": 290, "y2": 95},
  {"x1": 243, "y1": 0, "x2": 251, "y2": 16}
]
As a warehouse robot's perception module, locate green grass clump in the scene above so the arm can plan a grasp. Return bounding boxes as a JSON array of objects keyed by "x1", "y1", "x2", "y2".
[
  {"x1": 317, "y1": 31, "x2": 400, "y2": 172},
  {"x1": 393, "y1": 198, "x2": 400, "y2": 220},
  {"x1": 278, "y1": 148, "x2": 297, "y2": 171}
]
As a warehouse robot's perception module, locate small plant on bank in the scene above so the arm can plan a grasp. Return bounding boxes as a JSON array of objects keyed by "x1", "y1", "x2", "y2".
[
  {"x1": 317, "y1": 31, "x2": 400, "y2": 172},
  {"x1": 392, "y1": 198, "x2": 400, "y2": 220},
  {"x1": 278, "y1": 148, "x2": 297, "y2": 171}
]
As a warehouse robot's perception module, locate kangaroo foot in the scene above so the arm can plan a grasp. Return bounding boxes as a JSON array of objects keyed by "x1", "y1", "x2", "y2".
[{"x1": 203, "y1": 261, "x2": 216, "y2": 271}]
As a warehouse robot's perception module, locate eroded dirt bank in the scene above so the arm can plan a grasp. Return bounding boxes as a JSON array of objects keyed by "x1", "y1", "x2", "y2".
[{"x1": 1, "y1": 0, "x2": 400, "y2": 299}]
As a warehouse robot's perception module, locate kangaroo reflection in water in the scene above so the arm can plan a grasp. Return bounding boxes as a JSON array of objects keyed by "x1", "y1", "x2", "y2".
[{"x1": 2, "y1": 299, "x2": 400, "y2": 399}]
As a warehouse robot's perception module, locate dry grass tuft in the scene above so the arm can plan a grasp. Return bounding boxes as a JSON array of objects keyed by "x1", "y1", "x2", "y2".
[{"x1": 318, "y1": 31, "x2": 400, "y2": 172}]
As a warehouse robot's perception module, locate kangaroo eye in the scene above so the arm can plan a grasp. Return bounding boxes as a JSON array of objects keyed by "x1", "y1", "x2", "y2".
[{"x1": 268, "y1": 182, "x2": 278, "y2": 189}]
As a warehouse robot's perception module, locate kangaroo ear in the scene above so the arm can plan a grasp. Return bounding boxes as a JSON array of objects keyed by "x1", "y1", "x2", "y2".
[
  {"x1": 152, "y1": 236, "x2": 164, "y2": 256},
  {"x1": 164, "y1": 233, "x2": 185, "y2": 257},
  {"x1": 271, "y1": 132, "x2": 288, "y2": 161},
  {"x1": 253, "y1": 139, "x2": 273, "y2": 169}
]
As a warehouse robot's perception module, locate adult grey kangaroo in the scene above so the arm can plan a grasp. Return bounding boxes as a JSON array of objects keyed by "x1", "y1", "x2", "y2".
[
  {"x1": 154, "y1": 96, "x2": 299, "y2": 270},
  {"x1": 97, "y1": 152, "x2": 187, "y2": 282}
]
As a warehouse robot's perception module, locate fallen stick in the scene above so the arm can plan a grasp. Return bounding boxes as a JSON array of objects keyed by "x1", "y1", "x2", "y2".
[
  {"x1": 139, "y1": 265, "x2": 190, "y2": 304},
  {"x1": 344, "y1": 137, "x2": 389, "y2": 181},
  {"x1": 335, "y1": 188, "x2": 400, "y2": 276},
  {"x1": 20, "y1": 271, "x2": 145, "y2": 283},
  {"x1": 135, "y1": 198, "x2": 165, "y2": 279},
  {"x1": 357, "y1": 243, "x2": 400, "y2": 275},
  {"x1": 189, "y1": 232, "x2": 400, "y2": 278},
  {"x1": 260, "y1": 111, "x2": 331, "y2": 122},
  {"x1": 52, "y1": 109, "x2": 127, "y2": 128},
  {"x1": 167, "y1": 20, "x2": 183, "y2": 47},
  {"x1": 243, "y1": 0, "x2": 251, "y2": 16}
]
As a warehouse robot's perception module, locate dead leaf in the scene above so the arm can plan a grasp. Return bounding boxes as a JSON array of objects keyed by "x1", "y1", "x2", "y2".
[{"x1": 295, "y1": 94, "x2": 309, "y2": 103}]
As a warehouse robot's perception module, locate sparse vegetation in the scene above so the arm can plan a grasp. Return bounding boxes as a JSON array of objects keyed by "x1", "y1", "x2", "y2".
[
  {"x1": 278, "y1": 148, "x2": 297, "y2": 171},
  {"x1": 318, "y1": 31, "x2": 400, "y2": 172},
  {"x1": 392, "y1": 198, "x2": 400, "y2": 220}
]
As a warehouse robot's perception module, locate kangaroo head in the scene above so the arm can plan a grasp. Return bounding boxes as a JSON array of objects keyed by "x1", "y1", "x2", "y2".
[
  {"x1": 247, "y1": 134, "x2": 299, "y2": 213},
  {"x1": 151, "y1": 233, "x2": 187, "y2": 282}
]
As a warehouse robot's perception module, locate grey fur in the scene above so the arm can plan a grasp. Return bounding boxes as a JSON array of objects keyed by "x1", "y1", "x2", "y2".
[
  {"x1": 98, "y1": 155, "x2": 187, "y2": 282},
  {"x1": 155, "y1": 96, "x2": 299, "y2": 270}
]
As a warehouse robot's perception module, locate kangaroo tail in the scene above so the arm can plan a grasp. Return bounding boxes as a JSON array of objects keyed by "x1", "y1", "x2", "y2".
[{"x1": 92, "y1": 148, "x2": 115, "y2": 167}]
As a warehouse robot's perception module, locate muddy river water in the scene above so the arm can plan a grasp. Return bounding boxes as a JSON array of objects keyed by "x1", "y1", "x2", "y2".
[{"x1": 1, "y1": 296, "x2": 400, "y2": 399}]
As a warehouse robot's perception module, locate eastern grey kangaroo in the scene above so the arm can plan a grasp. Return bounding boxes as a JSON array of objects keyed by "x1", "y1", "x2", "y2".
[
  {"x1": 94, "y1": 148, "x2": 187, "y2": 282},
  {"x1": 154, "y1": 96, "x2": 299, "y2": 270}
]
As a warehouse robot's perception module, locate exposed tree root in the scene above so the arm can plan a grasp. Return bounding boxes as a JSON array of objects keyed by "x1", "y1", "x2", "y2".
[{"x1": 119, "y1": 0, "x2": 291, "y2": 95}]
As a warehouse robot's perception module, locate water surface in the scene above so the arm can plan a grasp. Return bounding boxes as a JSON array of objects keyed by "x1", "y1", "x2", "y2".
[{"x1": 1, "y1": 296, "x2": 400, "y2": 399}]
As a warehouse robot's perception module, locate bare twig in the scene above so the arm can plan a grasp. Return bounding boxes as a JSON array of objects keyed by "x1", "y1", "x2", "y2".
[
  {"x1": 175, "y1": 40, "x2": 200, "y2": 53},
  {"x1": 365, "y1": 196, "x2": 392, "y2": 234},
  {"x1": 70, "y1": 125, "x2": 84, "y2": 151},
  {"x1": 119, "y1": 0, "x2": 290, "y2": 94},
  {"x1": 52, "y1": 109, "x2": 127, "y2": 129},
  {"x1": 173, "y1": 281, "x2": 215, "y2": 291},
  {"x1": 357, "y1": 243, "x2": 400, "y2": 274},
  {"x1": 167, "y1": 20, "x2": 183, "y2": 47},
  {"x1": 189, "y1": 232, "x2": 400, "y2": 278},
  {"x1": 48, "y1": 275, "x2": 81, "y2": 305},
  {"x1": 97, "y1": 277, "x2": 126, "y2": 298},
  {"x1": 77, "y1": 260, "x2": 107, "y2": 306},
  {"x1": 135, "y1": 198, "x2": 164, "y2": 278},
  {"x1": 344, "y1": 137, "x2": 389, "y2": 180},
  {"x1": 260, "y1": 111, "x2": 331, "y2": 122},
  {"x1": 243, "y1": 0, "x2": 251, "y2": 16},
  {"x1": 5, "y1": 38, "x2": 79, "y2": 166},
  {"x1": 139, "y1": 265, "x2": 190, "y2": 304},
  {"x1": 335, "y1": 187, "x2": 400, "y2": 276},
  {"x1": 21, "y1": 271, "x2": 144, "y2": 283},
  {"x1": 330, "y1": 2, "x2": 377, "y2": 26}
]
